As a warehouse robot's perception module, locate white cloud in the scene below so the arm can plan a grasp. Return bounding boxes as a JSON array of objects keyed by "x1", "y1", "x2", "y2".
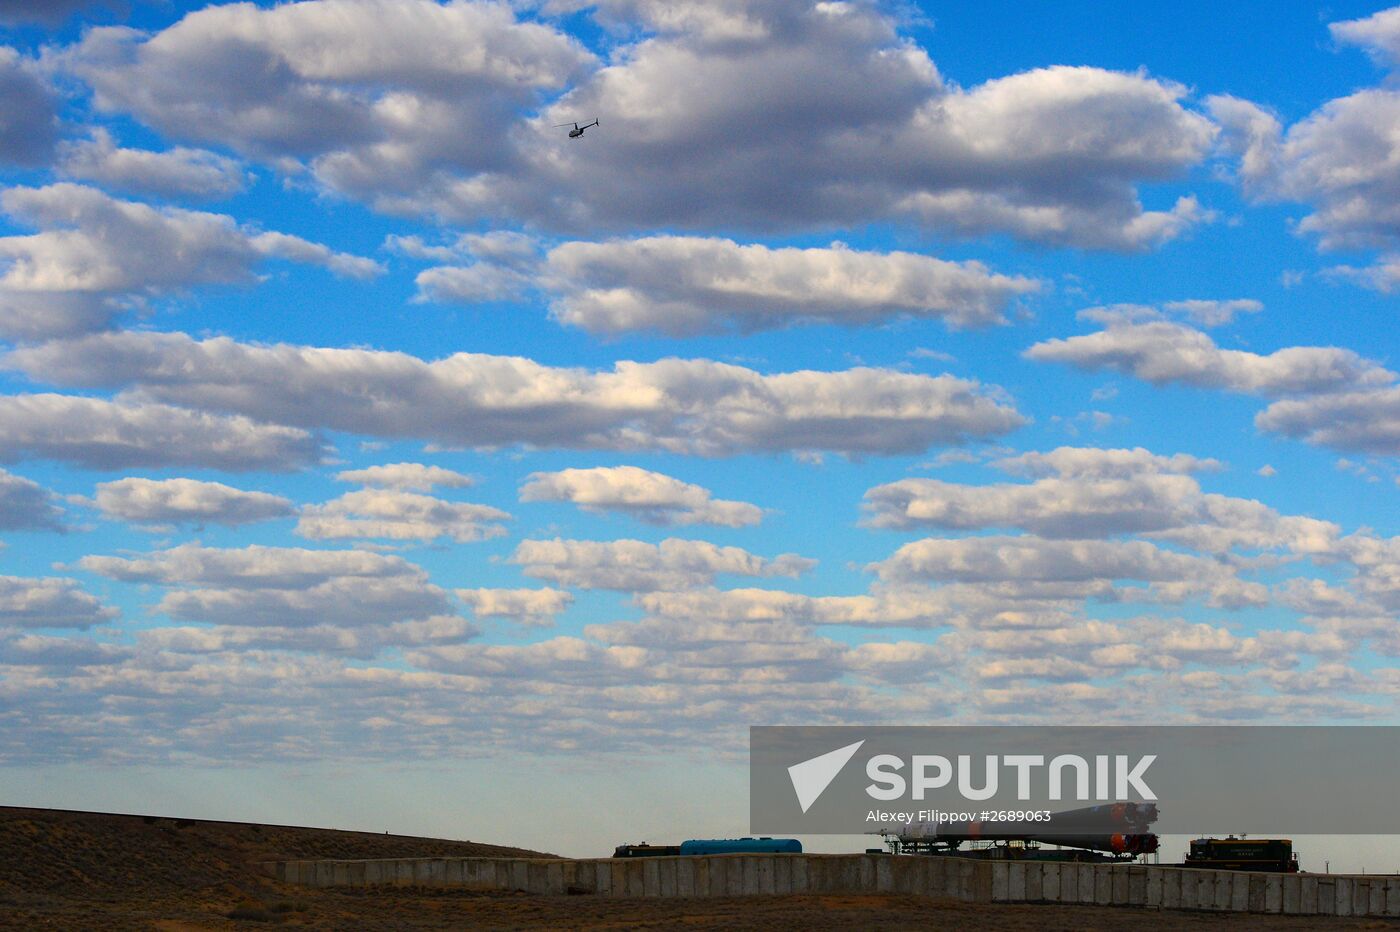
[
  {"x1": 1322, "y1": 254, "x2": 1400, "y2": 293},
  {"x1": 0, "y1": 393, "x2": 321, "y2": 471},
  {"x1": 64, "y1": 2, "x2": 1214, "y2": 248},
  {"x1": 66, "y1": 0, "x2": 594, "y2": 178},
  {"x1": 1026, "y1": 318, "x2": 1393, "y2": 396},
  {"x1": 864, "y1": 451, "x2": 1337, "y2": 555},
  {"x1": 334, "y1": 462, "x2": 475, "y2": 490},
  {"x1": 633, "y1": 585, "x2": 982, "y2": 629},
  {"x1": 57, "y1": 129, "x2": 248, "y2": 199},
  {"x1": 1256, "y1": 387, "x2": 1400, "y2": 455},
  {"x1": 1331, "y1": 7, "x2": 1400, "y2": 71},
  {"x1": 134, "y1": 614, "x2": 479, "y2": 658},
  {"x1": 5, "y1": 330, "x2": 1026, "y2": 456},
  {"x1": 0, "y1": 575, "x2": 116, "y2": 629},
  {"x1": 92, "y1": 477, "x2": 293, "y2": 526},
  {"x1": 0, "y1": 633, "x2": 132, "y2": 668},
  {"x1": 456, "y1": 587, "x2": 572, "y2": 627},
  {"x1": 510, "y1": 537, "x2": 814, "y2": 591},
  {"x1": 78, "y1": 542, "x2": 416, "y2": 586},
  {"x1": 80, "y1": 543, "x2": 456, "y2": 628},
  {"x1": 871, "y1": 535, "x2": 1262, "y2": 608},
  {"x1": 153, "y1": 575, "x2": 453, "y2": 628},
  {"x1": 1161, "y1": 298, "x2": 1263, "y2": 327},
  {"x1": 487, "y1": 28, "x2": 1217, "y2": 247},
  {"x1": 994, "y1": 446, "x2": 1222, "y2": 478},
  {"x1": 0, "y1": 47, "x2": 57, "y2": 167},
  {"x1": 1209, "y1": 13, "x2": 1400, "y2": 256},
  {"x1": 414, "y1": 263, "x2": 534, "y2": 304},
  {"x1": 0, "y1": 184, "x2": 381, "y2": 338},
  {"x1": 518, "y1": 237, "x2": 1037, "y2": 335},
  {"x1": 865, "y1": 472, "x2": 1199, "y2": 537},
  {"x1": 296, "y1": 488, "x2": 509, "y2": 542},
  {"x1": 0, "y1": 468, "x2": 64, "y2": 530},
  {"x1": 520, "y1": 465, "x2": 762, "y2": 527}
]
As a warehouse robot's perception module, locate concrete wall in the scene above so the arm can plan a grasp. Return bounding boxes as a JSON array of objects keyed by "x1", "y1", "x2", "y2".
[{"x1": 264, "y1": 854, "x2": 1400, "y2": 918}]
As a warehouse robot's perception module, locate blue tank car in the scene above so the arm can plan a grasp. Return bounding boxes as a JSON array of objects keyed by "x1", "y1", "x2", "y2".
[{"x1": 678, "y1": 837, "x2": 802, "y2": 855}]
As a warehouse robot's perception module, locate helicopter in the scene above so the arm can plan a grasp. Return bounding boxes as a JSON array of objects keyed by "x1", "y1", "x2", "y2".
[{"x1": 555, "y1": 119, "x2": 599, "y2": 138}]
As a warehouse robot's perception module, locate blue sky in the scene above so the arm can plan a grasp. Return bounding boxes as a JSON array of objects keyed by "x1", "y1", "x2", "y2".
[{"x1": 2, "y1": 0, "x2": 1400, "y2": 864}]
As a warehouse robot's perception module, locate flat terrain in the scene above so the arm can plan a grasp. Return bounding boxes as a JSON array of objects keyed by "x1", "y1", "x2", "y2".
[{"x1": 1, "y1": 807, "x2": 1392, "y2": 930}]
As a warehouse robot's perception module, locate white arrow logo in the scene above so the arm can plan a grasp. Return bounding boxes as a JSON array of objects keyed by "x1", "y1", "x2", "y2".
[{"x1": 788, "y1": 740, "x2": 865, "y2": 813}]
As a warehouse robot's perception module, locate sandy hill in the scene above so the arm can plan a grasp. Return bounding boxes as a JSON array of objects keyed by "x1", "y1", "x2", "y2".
[{"x1": 0, "y1": 805, "x2": 550, "y2": 929}]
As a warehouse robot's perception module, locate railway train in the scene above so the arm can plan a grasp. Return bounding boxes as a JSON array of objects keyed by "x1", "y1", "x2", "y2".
[
  {"x1": 881, "y1": 804, "x2": 1300, "y2": 872},
  {"x1": 1183, "y1": 837, "x2": 1299, "y2": 872},
  {"x1": 612, "y1": 837, "x2": 802, "y2": 858}
]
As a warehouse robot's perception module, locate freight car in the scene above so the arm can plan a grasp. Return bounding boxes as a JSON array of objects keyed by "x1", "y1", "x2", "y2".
[
  {"x1": 679, "y1": 837, "x2": 802, "y2": 855},
  {"x1": 883, "y1": 803, "x2": 1159, "y2": 862},
  {"x1": 1183, "y1": 837, "x2": 1299, "y2": 872}
]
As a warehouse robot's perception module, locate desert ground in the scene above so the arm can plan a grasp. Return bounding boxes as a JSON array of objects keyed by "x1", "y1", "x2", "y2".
[{"x1": 2, "y1": 807, "x2": 1392, "y2": 930}]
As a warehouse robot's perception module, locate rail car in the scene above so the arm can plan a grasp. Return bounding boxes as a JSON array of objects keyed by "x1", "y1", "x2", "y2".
[
  {"x1": 1183, "y1": 837, "x2": 1299, "y2": 872},
  {"x1": 679, "y1": 837, "x2": 802, "y2": 855},
  {"x1": 612, "y1": 837, "x2": 802, "y2": 858}
]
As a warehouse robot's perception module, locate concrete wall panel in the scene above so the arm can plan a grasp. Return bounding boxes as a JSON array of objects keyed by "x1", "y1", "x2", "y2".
[
  {"x1": 265, "y1": 854, "x2": 1399, "y2": 918},
  {"x1": 1317, "y1": 878, "x2": 1336, "y2": 915}
]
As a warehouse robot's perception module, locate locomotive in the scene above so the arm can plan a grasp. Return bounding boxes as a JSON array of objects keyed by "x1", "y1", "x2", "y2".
[{"x1": 1184, "y1": 837, "x2": 1299, "y2": 872}]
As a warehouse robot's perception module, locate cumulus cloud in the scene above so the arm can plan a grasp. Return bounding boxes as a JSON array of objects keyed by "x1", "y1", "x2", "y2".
[
  {"x1": 0, "y1": 184, "x2": 381, "y2": 338},
  {"x1": 92, "y1": 477, "x2": 293, "y2": 526},
  {"x1": 633, "y1": 585, "x2": 971, "y2": 629},
  {"x1": 1322, "y1": 254, "x2": 1400, "y2": 293},
  {"x1": 1256, "y1": 387, "x2": 1400, "y2": 455},
  {"x1": 80, "y1": 543, "x2": 456, "y2": 628},
  {"x1": 511, "y1": 537, "x2": 814, "y2": 591},
  {"x1": 62, "y1": 1, "x2": 1213, "y2": 248},
  {"x1": 866, "y1": 473, "x2": 1204, "y2": 537},
  {"x1": 65, "y1": 0, "x2": 594, "y2": 178},
  {"x1": 993, "y1": 446, "x2": 1222, "y2": 478},
  {"x1": 487, "y1": 23, "x2": 1217, "y2": 247},
  {"x1": 0, "y1": 575, "x2": 116, "y2": 629},
  {"x1": 296, "y1": 488, "x2": 510, "y2": 542},
  {"x1": 1160, "y1": 298, "x2": 1263, "y2": 327},
  {"x1": 57, "y1": 129, "x2": 248, "y2": 199},
  {"x1": 520, "y1": 465, "x2": 762, "y2": 527},
  {"x1": 456, "y1": 587, "x2": 572, "y2": 627},
  {"x1": 0, "y1": 468, "x2": 64, "y2": 531},
  {"x1": 1026, "y1": 318, "x2": 1393, "y2": 396},
  {"x1": 5, "y1": 330, "x2": 1026, "y2": 456},
  {"x1": 1332, "y1": 8, "x2": 1400, "y2": 73},
  {"x1": 80, "y1": 542, "x2": 418, "y2": 587},
  {"x1": 133, "y1": 613, "x2": 479, "y2": 658},
  {"x1": 334, "y1": 462, "x2": 475, "y2": 490},
  {"x1": 0, "y1": 48, "x2": 58, "y2": 167},
  {"x1": 871, "y1": 535, "x2": 1264, "y2": 608},
  {"x1": 1212, "y1": 88, "x2": 1400, "y2": 251},
  {"x1": 1208, "y1": 13, "x2": 1400, "y2": 255},
  {"x1": 430, "y1": 236, "x2": 1038, "y2": 335},
  {"x1": 864, "y1": 448, "x2": 1339, "y2": 555},
  {"x1": 152, "y1": 576, "x2": 453, "y2": 628},
  {"x1": 0, "y1": 393, "x2": 321, "y2": 471}
]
